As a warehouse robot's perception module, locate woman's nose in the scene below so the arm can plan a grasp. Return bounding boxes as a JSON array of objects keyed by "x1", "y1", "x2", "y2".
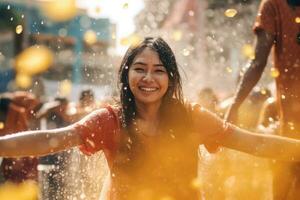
[{"x1": 142, "y1": 72, "x2": 154, "y2": 82}]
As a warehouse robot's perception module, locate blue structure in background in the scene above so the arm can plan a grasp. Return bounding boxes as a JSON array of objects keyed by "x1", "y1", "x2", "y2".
[{"x1": 0, "y1": 2, "x2": 112, "y2": 90}]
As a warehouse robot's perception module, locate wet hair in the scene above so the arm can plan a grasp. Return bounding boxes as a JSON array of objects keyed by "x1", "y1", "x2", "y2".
[{"x1": 118, "y1": 37, "x2": 184, "y2": 129}]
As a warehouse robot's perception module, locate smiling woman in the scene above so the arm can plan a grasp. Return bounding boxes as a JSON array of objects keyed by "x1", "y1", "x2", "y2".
[
  {"x1": 128, "y1": 48, "x2": 169, "y2": 107},
  {"x1": 2, "y1": 37, "x2": 300, "y2": 200}
]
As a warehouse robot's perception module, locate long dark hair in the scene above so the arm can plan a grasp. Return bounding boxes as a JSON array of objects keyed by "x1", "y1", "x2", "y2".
[{"x1": 118, "y1": 37, "x2": 184, "y2": 129}]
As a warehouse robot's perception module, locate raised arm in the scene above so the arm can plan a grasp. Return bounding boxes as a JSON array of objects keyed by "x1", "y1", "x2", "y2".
[
  {"x1": 0, "y1": 125, "x2": 81, "y2": 157},
  {"x1": 226, "y1": 30, "x2": 275, "y2": 122}
]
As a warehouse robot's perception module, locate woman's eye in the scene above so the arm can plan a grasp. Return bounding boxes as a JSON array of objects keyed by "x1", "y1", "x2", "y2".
[
  {"x1": 134, "y1": 68, "x2": 144, "y2": 72},
  {"x1": 155, "y1": 69, "x2": 166, "y2": 73}
]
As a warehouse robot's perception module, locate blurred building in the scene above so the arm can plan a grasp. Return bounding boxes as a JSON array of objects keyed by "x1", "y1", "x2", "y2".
[{"x1": 0, "y1": 0, "x2": 116, "y2": 93}]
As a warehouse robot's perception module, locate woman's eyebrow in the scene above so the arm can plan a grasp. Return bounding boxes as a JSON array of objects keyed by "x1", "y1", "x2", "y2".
[
  {"x1": 133, "y1": 61, "x2": 146, "y2": 66},
  {"x1": 132, "y1": 62, "x2": 164, "y2": 67}
]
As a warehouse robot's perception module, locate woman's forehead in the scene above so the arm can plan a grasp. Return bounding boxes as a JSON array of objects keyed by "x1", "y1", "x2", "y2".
[{"x1": 132, "y1": 47, "x2": 162, "y2": 64}]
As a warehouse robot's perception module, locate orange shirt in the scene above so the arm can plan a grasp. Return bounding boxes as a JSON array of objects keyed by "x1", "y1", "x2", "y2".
[
  {"x1": 253, "y1": 0, "x2": 300, "y2": 136},
  {"x1": 75, "y1": 104, "x2": 228, "y2": 200}
]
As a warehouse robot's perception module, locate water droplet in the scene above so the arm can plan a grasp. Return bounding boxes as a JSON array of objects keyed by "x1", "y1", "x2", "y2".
[
  {"x1": 15, "y1": 25, "x2": 23, "y2": 34},
  {"x1": 224, "y1": 9, "x2": 237, "y2": 18},
  {"x1": 270, "y1": 67, "x2": 280, "y2": 78},
  {"x1": 182, "y1": 49, "x2": 190, "y2": 56},
  {"x1": 172, "y1": 30, "x2": 182, "y2": 41},
  {"x1": 226, "y1": 66, "x2": 232, "y2": 73}
]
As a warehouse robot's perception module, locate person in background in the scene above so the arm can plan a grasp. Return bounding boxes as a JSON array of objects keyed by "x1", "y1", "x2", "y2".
[
  {"x1": 0, "y1": 91, "x2": 41, "y2": 183},
  {"x1": 226, "y1": 0, "x2": 300, "y2": 198}
]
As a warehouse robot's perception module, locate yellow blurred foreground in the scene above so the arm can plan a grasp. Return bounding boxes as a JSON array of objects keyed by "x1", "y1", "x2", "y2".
[{"x1": 0, "y1": 181, "x2": 38, "y2": 200}]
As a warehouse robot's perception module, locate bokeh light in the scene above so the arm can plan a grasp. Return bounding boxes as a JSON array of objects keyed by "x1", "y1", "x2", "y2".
[
  {"x1": 270, "y1": 67, "x2": 280, "y2": 78},
  {"x1": 59, "y1": 79, "x2": 72, "y2": 97},
  {"x1": 15, "y1": 25, "x2": 23, "y2": 34},
  {"x1": 242, "y1": 44, "x2": 255, "y2": 59},
  {"x1": 0, "y1": 122, "x2": 4, "y2": 130},
  {"x1": 84, "y1": 30, "x2": 97, "y2": 45},
  {"x1": 41, "y1": 0, "x2": 78, "y2": 22},
  {"x1": 15, "y1": 45, "x2": 54, "y2": 76},
  {"x1": 172, "y1": 30, "x2": 182, "y2": 41},
  {"x1": 15, "y1": 73, "x2": 32, "y2": 88},
  {"x1": 120, "y1": 34, "x2": 142, "y2": 46},
  {"x1": 224, "y1": 8, "x2": 238, "y2": 18}
]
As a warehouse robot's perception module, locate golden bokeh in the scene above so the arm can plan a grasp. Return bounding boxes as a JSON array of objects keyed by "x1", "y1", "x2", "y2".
[
  {"x1": 59, "y1": 79, "x2": 72, "y2": 97},
  {"x1": 242, "y1": 44, "x2": 255, "y2": 59},
  {"x1": 84, "y1": 30, "x2": 97, "y2": 45},
  {"x1": 0, "y1": 122, "x2": 4, "y2": 130},
  {"x1": 120, "y1": 34, "x2": 142, "y2": 46},
  {"x1": 41, "y1": 0, "x2": 77, "y2": 22},
  {"x1": 0, "y1": 181, "x2": 38, "y2": 200},
  {"x1": 226, "y1": 66, "x2": 233, "y2": 73},
  {"x1": 15, "y1": 73, "x2": 32, "y2": 89},
  {"x1": 270, "y1": 67, "x2": 280, "y2": 78},
  {"x1": 224, "y1": 8, "x2": 238, "y2": 18},
  {"x1": 15, "y1": 45, "x2": 54, "y2": 76},
  {"x1": 295, "y1": 17, "x2": 300, "y2": 24},
  {"x1": 172, "y1": 30, "x2": 182, "y2": 41},
  {"x1": 111, "y1": 32, "x2": 116, "y2": 40},
  {"x1": 260, "y1": 88, "x2": 267, "y2": 95},
  {"x1": 15, "y1": 25, "x2": 23, "y2": 34}
]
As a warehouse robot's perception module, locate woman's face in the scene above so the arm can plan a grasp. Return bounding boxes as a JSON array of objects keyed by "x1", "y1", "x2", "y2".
[{"x1": 128, "y1": 47, "x2": 169, "y2": 106}]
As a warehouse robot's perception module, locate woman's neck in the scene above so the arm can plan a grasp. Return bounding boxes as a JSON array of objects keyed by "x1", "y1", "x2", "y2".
[
  {"x1": 135, "y1": 101, "x2": 161, "y2": 121},
  {"x1": 134, "y1": 101, "x2": 162, "y2": 136}
]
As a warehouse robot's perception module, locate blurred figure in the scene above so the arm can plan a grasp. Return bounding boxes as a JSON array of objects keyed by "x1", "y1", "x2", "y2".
[
  {"x1": 197, "y1": 87, "x2": 219, "y2": 113},
  {"x1": 0, "y1": 91, "x2": 41, "y2": 183},
  {"x1": 37, "y1": 97, "x2": 74, "y2": 200},
  {"x1": 226, "y1": 0, "x2": 300, "y2": 199}
]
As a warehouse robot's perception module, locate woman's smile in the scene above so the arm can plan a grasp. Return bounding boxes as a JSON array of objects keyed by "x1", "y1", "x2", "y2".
[{"x1": 128, "y1": 47, "x2": 169, "y2": 105}]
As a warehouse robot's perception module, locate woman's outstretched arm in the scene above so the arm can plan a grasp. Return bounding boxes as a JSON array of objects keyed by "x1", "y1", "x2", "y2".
[
  {"x1": 192, "y1": 105, "x2": 300, "y2": 161},
  {"x1": 0, "y1": 125, "x2": 81, "y2": 157},
  {"x1": 221, "y1": 125, "x2": 300, "y2": 161}
]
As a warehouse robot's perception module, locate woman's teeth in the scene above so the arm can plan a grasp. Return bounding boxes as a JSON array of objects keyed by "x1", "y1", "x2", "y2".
[{"x1": 139, "y1": 87, "x2": 158, "y2": 92}]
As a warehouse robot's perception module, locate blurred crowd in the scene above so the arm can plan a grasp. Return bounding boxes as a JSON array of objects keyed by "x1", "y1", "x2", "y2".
[{"x1": 0, "y1": 89, "x2": 112, "y2": 200}]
